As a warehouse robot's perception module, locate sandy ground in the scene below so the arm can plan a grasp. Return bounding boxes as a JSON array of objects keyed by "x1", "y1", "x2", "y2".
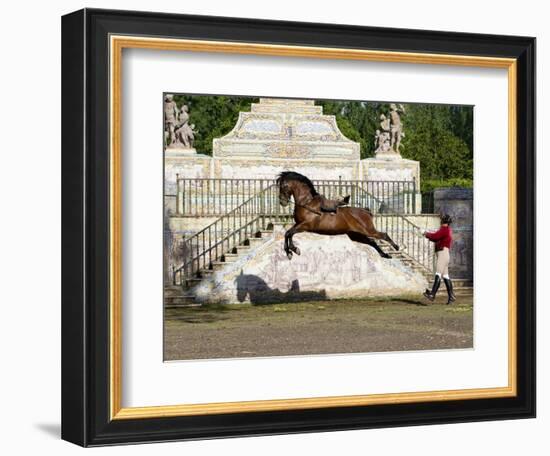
[{"x1": 164, "y1": 292, "x2": 473, "y2": 361}]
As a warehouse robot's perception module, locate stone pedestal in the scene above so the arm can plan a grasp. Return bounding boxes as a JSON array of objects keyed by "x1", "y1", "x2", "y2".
[
  {"x1": 164, "y1": 149, "x2": 211, "y2": 196},
  {"x1": 361, "y1": 156, "x2": 421, "y2": 213},
  {"x1": 165, "y1": 147, "x2": 197, "y2": 156},
  {"x1": 361, "y1": 156, "x2": 419, "y2": 181}
]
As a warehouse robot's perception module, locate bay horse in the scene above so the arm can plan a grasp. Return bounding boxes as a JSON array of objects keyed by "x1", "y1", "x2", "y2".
[{"x1": 276, "y1": 171, "x2": 399, "y2": 260}]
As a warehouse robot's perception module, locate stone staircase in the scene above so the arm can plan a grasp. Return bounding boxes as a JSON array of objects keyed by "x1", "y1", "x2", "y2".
[
  {"x1": 166, "y1": 223, "x2": 472, "y2": 308},
  {"x1": 166, "y1": 224, "x2": 278, "y2": 307}
]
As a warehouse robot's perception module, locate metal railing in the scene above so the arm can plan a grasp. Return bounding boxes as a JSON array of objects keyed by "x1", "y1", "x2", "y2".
[
  {"x1": 172, "y1": 183, "x2": 433, "y2": 287},
  {"x1": 174, "y1": 177, "x2": 417, "y2": 216},
  {"x1": 172, "y1": 184, "x2": 293, "y2": 286},
  {"x1": 376, "y1": 214, "x2": 435, "y2": 272}
]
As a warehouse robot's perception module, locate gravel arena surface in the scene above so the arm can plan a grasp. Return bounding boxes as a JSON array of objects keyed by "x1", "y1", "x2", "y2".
[{"x1": 164, "y1": 292, "x2": 473, "y2": 360}]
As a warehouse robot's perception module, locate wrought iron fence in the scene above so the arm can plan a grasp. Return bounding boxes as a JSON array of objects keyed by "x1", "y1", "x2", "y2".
[
  {"x1": 172, "y1": 181, "x2": 434, "y2": 287},
  {"x1": 173, "y1": 177, "x2": 417, "y2": 216},
  {"x1": 173, "y1": 184, "x2": 293, "y2": 286},
  {"x1": 376, "y1": 214, "x2": 435, "y2": 272}
]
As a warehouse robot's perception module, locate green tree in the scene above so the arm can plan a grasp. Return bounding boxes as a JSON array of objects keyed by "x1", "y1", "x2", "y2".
[{"x1": 401, "y1": 104, "x2": 473, "y2": 190}]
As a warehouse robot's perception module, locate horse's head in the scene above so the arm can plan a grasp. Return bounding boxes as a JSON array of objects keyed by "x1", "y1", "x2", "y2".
[
  {"x1": 277, "y1": 176, "x2": 292, "y2": 207},
  {"x1": 276, "y1": 171, "x2": 317, "y2": 206}
]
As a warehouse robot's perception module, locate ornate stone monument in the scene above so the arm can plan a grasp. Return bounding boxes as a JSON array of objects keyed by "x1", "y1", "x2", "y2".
[
  {"x1": 212, "y1": 98, "x2": 361, "y2": 180},
  {"x1": 164, "y1": 98, "x2": 363, "y2": 197},
  {"x1": 164, "y1": 98, "x2": 429, "y2": 287},
  {"x1": 164, "y1": 98, "x2": 422, "y2": 211}
]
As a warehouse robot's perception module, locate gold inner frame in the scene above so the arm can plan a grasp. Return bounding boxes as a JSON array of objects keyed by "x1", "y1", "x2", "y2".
[{"x1": 109, "y1": 35, "x2": 517, "y2": 420}]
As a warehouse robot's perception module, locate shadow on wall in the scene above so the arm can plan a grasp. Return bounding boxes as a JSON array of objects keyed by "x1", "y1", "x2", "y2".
[{"x1": 235, "y1": 271, "x2": 327, "y2": 305}]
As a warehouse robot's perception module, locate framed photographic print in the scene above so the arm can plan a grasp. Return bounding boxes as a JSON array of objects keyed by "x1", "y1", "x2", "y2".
[{"x1": 61, "y1": 8, "x2": 536, "y2": 447}]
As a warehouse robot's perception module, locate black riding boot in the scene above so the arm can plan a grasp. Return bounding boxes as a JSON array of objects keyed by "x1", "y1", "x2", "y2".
[
  {"x1": 423, "y1": 275, "x2": 441, "y2": 301},
  {"x1": 443, "y1": 277, "x2": 456, "y2": 304}
]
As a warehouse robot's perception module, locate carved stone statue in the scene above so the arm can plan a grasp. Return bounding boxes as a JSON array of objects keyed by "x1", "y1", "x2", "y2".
[
  {"x1": 173, "y1": 105, "x2": 196, "y2": 148},
  {"x1": 164, "y1": 94, "x2": 179, "y2": 146},
  {"x1": 167, "y1": 103, "x2": 196, "y2": 150},
  {"x1": 374, "y1": 114, "x2": 391, "y2": 154},
  {"x1": 178, "y1": 104, "x2": 189, "y2": 128},
  {"x1": 175, "y1": 121, "x2": 196, "y2": 148},
  {"x1": 389, "y1": 103, "x2": 405, "y2": 153},
  {"x1": 379, "y1": 113, "x2": 390, "y2": 132},
  {"x1": 374, "y1": 104, "x2": 405, "y2": 156}
]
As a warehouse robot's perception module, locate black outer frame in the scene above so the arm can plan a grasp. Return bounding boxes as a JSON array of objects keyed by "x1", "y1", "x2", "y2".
[{"x1": 61, "y1": 8, "x2": 536, "y2": 447}]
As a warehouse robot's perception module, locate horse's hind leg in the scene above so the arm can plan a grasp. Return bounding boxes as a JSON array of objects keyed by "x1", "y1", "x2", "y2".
[
  {"x1": 343, "y1": 209, "x2": 399, "y2": 252},
  {"x1": 347, "y1": 232, "x2": 391, "y2": 259},
  {"x1": 369, "y1": 231, "x2": 399, "y2": 251}
]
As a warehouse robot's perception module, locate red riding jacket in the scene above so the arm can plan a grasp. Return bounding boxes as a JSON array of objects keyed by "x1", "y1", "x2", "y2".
[{"x1": 425, "y1": 225, "x2": 453, "y2": 251}]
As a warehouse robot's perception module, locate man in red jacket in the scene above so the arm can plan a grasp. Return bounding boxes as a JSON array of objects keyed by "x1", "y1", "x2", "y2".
[{"x1": 423, "y1": 214, "x2": 456, "y2": 304}]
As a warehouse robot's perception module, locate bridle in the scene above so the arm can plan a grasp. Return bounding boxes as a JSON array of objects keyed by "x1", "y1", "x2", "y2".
[{"x1": 280, "y1": 186, "x2": 323, "y2": 216}]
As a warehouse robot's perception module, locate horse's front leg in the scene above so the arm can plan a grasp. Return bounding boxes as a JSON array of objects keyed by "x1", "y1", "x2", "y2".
[
  {"x1": 283, "y1": 226, "x2": 297, "y2": 255},
  {"x1": 284, "y1": 229, "x2": 295, "y2": 260},
  {"x1": 284, "y1": 222, "x2": 309, "y2": 260}
]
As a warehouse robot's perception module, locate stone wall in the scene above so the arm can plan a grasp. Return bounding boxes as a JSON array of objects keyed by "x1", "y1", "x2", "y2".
[
  {"x1": 193, "y1": 228, "x2": 428, "y2": 304},
  {"x1": 433, "y1": 187, "x2": 473, "y2": 280}
]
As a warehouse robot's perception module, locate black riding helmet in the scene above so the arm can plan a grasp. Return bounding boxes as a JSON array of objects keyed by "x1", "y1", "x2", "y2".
[{"x1": 440, "y1": 213, "x2": 453, "y2": 224}]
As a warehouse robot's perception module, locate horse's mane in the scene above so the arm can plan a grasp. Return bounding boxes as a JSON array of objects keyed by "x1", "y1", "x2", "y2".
[{"x1": 276, "y1": 171, "x2": 319, "y2": 196}]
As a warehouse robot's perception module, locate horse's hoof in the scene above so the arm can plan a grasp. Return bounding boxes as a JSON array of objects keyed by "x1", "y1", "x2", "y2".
[
  {"x1": 287, "y1": 252, "x2": 293, "y2": 260},
  {"x1": 294, "y1": 247, "x2": 301, "y2": 256},
  {"x1": 394, "y1": 245, "x2": 399, "y2": 251},
  {"x1": 382, "y1": 253, "x2": 392, "y2": 259}
]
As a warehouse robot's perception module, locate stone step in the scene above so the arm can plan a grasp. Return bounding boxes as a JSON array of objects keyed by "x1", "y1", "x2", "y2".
[
  {"x1": 164, "y1": 286, "x2": 185, "y2": 297},
  {"x1": 221, "y1": 253, "x2": 239, "y2": 262},
  {"x1": 271, "y1": 221, "x2": 293, "y2": 229},
  {"x1": 248, "y1": 237, "x2": 267, "y2": 246},
  {"x1": 185, "y1": 278, "x2": 202, "y2": 288},
  {"x1": 234, "y1": 245, "x2": 251, "y2": 254},
  {"x1": 199, "y1": 269, "x2": 214, "y2": 278},
  {"x1": 396, "y1": 257, "x2": 416, "y2": 263},
  {"x1": 211, "y1": 261, "x2": 228, "y2": 271},
  {"x1": 165, "y1": 293, "x2": 197, "y2": 306}
]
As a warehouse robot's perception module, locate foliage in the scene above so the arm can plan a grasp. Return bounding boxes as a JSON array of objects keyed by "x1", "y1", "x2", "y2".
[
  {"x1": 318, "y1": 100, "x2": 383, "y2": 158},
  {"x1": 401, "y1": 104, "x2": 473, "y2": 183},
  {"x1": 421, "y1": 178, "x2": 473, "y2": 193},
  {"x1": 172, "y1": 95, "x2": 473, "y2": 188}
]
